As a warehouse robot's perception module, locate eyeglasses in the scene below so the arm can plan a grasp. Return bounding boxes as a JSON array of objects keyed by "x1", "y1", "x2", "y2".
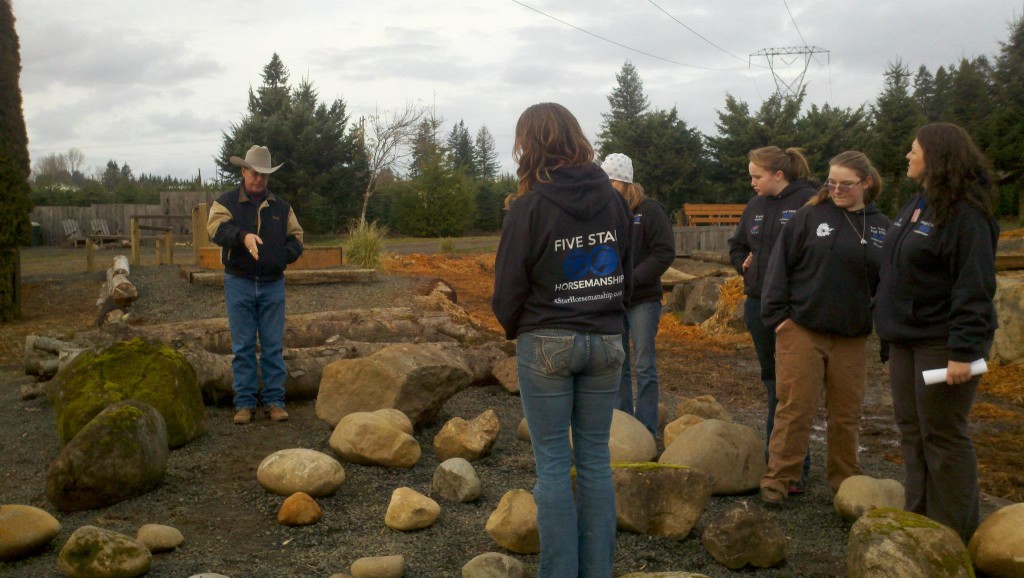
[{"x1": 826, "y1": 179, "x2": 864, "y2": 193}]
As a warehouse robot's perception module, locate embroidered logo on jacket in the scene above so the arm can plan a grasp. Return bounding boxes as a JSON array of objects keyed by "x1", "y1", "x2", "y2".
[{"x1": 816, "y1": 222, "x2": 835, "y2": 237}]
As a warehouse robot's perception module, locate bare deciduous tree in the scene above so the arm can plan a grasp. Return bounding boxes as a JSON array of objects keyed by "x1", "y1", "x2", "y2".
[{"x1": 356, "y1": 102, "x2": 428, "y2": 223}]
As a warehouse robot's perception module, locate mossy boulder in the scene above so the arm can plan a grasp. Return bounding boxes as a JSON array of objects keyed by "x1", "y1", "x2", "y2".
[
  {"x1": 49, "y1": 338, "x2": 205, "y2": 448},
  {"x1": 847, "y1": 508, "x2": 974, "y2": 578},
  {"x1": 46, "y1": 400, "x2": 169, "y2": 512},
  {"x1": 57, "y1": 525, "x2": 151, "y2": 578},
  {"x1": 612, "y1": 462, "x2": 712, "y2": 540}
]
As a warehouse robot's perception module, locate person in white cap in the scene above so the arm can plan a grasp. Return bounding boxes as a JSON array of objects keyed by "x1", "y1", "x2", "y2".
[
  {"x1": 208, "y1": 145, "x2": 303, "y2": 425},
  {"x1": 601, "y1": 153, "x2": 675, "y2": 437}
]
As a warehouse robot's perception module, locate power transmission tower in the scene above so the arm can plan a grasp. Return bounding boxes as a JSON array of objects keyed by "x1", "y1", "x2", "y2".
[{"x1": 750, "y1": 46, "x2": 829, "y2": 98}]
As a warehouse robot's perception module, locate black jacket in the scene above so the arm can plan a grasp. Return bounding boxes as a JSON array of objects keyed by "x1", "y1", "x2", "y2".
[
  {"x1": 761, "y1": 200, "x2": 891, "y2": 336},
  {"x1": 627, "y1": 197, "x2": 676, "y2": 307},
  {"x1": 492, "y1": 163, "x2": 633, "y2": 340},
  {"x1": 874, "y1": 194, "x2": 998, "y2": 362},
  {"x1": 728, "y1": 180, "x2": 818, "y2": 298},
  {"x1": 207, "y1": 186, "x2": 304, "y2": 281}
]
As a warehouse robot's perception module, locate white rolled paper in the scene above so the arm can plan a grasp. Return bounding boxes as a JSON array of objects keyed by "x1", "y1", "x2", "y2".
[{"x1": 922, "y1": 358, "x2": 988, "y2": 385}]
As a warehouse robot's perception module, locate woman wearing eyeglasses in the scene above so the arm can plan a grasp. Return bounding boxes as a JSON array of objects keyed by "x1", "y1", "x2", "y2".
[
  {"x1": 874, "y1": 124, "x2": 997, "y2": 543},
  {"x1": 757, "y1": 151, "x2": 891, "y2": 507},
  {"x1": 728, "y1": 146, "x2": 817, "y2": 494}
]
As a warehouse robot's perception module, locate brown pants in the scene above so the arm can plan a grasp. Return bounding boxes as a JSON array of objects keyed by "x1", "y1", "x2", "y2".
[{"x1": 761, "y1": 322, "x2": 866, "y2": 494}]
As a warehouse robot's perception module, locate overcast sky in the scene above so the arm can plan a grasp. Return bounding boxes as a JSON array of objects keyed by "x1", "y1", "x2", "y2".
[{"x1": 12, "y1": 0, "x2": 1024, "y2": 183}]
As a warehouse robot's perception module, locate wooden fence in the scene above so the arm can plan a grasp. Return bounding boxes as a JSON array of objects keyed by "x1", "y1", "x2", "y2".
[
  {"x1": 673, "y1": 225, "x2": 734, "y2": 257},
  {"x1": 30, "y1": 191, "x2": 219, "y2": 246}
]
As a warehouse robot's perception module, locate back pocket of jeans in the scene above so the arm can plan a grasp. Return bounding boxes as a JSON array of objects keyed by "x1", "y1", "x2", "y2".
[
  {"x1": 601, "y1": 334, "x2": 626, "y2": 369},
  {"x1": 533, "y1": 335, "x2": 574, "y2": 376}
]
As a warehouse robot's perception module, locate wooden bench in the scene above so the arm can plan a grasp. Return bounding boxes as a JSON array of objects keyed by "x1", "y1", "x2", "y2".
[{"x1": 681, "y1": 203, "x2": 747, "y2": 226}]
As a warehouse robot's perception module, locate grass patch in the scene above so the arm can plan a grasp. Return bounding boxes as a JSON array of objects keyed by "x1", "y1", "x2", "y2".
[{"x1": 343, "y1": 220, "x2": 388, "y2": 269}]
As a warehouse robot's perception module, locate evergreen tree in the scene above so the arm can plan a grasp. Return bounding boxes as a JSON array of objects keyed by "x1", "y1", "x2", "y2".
[
  {"x1": 869, "y1": 60, "x2": 922, "y2": 215},
  {"x1": 946, "y1": 57, "x2": 994, "y2": 145},
  {"x1": 391, "y1": 146, "x2": 474, "y2": 237},
  {"x1": 0, "y1": 0, "x2": 32, "y2": 321},
  {"x1": 597, "y1": 61, "x2": 650, "y2": 158},
  {"x1": 446, "y1": 120, "x2": 475, "y2": 177},
  {"x1": 795, "y1": 103, "x2": 872, "y2": 177},
  {"x1": 409, "y1": 114, "x2": 444, "y2": 179},
  {"x1": 629, "y1": 107, "x2": 709, "y2": 210},
  {"x1": 988, "y1": 16, "x2": 1024, "y2": 219},
  {"x1": 473, "y1": 125, "x2": 500, "y2": 181},
  {"x1": 913, "y1": 65, "x2": 941, "y2": 122},
  {"x1": 218, "y1": 54, "x2": 367, "y2": 233}
]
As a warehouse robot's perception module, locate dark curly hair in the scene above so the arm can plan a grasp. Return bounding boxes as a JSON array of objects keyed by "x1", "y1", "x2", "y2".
[{"x1": 914, "y1": 123, "x2": 994, "y2": 226}]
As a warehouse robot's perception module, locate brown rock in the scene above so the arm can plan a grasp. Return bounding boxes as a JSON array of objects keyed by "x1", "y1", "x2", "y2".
[{"x1": 277, "y1": 492, "x2": 322, "y2": 526}]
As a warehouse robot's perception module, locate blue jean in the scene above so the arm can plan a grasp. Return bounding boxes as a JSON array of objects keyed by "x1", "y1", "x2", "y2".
[
  {"x1": 617, "y1": 301, "x2": 662, "y2": 436},
  {"x1": 224, "y1": 274, "x2": 287, "y2": 411},
  {"x1": 517, "y1": 329, "x2": 624, "y2": 578},
  {"x1": 744, "y1": 297, "x2": 810, "y2": 486}
]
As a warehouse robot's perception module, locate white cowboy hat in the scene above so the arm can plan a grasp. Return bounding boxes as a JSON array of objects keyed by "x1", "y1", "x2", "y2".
[{"x1": 229, "y1": 145, "x2": 283, "y2": 174}]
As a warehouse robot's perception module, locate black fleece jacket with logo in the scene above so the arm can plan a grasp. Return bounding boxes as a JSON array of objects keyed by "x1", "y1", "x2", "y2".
[
  {"x1": 627, "y1": 197, "x2": 676, "y2": 307},
  {"x1": 728, "y1": 180, "x2": 818, "y2": 298},
  {"x1": 492, "y1": 163, "x2": 633, "y2": 340},
  {"x1": 873, "y1": 194, "x2": 998, "y2": 362},
  {"x1": 761, "y1": 200, "x2": 891, "y2": 336}
]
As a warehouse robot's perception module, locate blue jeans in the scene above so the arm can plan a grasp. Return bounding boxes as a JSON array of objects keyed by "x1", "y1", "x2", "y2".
[
  {"x1": 224, "y1": 274, "x2": 287, "y2": 411},
  {"x1": 744, "y1": 297, "x2": 810, "y2": 486},
  {"x1": 517, "y1": 329, "x2": 624, "y2": 578},
  {"x1": 617, "y1": 301, "x2": 662, "y2": 436}
]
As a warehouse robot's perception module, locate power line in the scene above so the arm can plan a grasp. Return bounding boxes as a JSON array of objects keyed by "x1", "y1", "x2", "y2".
[
  {"x1": 510, "y1": 0, "x2": 745, "y2": 71},
  {"x1": 646, "y1": 0, "x2": 765, "y2": 68},
  {"x1": 782, "y1": 0, "x2": 809, "y2": 48}
]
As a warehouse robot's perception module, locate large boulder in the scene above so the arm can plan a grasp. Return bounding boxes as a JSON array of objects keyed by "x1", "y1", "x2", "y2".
[
  {"x1": 663, "y1": 414, "x2": 705, "y2": 449},
  {"x1": 993, "y1": 277, "x2": 1024, "y2": 364},
  {"x1": 609, "y1": 409, "x2": 658, "y2": 463},
  {"x1": 681, "y1": 277, "x2": 728, "y2": 325},
  {"x1": 0, "y1": 505, "x2": 61, "y2": 561},
  {"x1": 485, "y1": 490, "x2": 540, "y2": 554},
  {"x1": 833, "y1": 475, "x2": 904, "y2": 521},
  {"x1": 434, "y1": 410, "x2": 500, "y2": 462},
  {"x1": 847, "y1": 508, "x2": 973, "y2": 578},
  {"x1": 49, "y1": 337, "x2": 205, "y2": 449},
  {"x1": 57, "y1": 525, "x2": 152, "y2": 578},
  {"x1": 316, "y1": 344, "x2": 474, "y2": 428},
  {"x1": 257, "y1": 448, "x2": 346, "y2": 497},
  {"x1": 658, "y1": 419, "x2": 765, "y2": 495},
  {"x1": 701, "y1": 501, "x2": 787, "y2": 570},
  {"x1": 674, "y1": 395, "x2": 732, "y2": 422},
  {"x1": 328, "y1": 410, "x2": 421, "y2": 468},
  {"x1": 46, "y1": 400, "x2": 169, "y2": 512},
  {"x1": 612, "y1": 463, "x2": 712, "y2": 540},
  {"x1": 969, "y1": 502, "x2": 1024, "y2": 578},
  {"x1": 492, "y1": 356, "x2": 519, "y2": 395}
]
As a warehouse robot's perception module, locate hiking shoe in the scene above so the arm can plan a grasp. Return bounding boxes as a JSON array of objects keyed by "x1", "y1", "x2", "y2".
[
  {"x1": 789, "y1": 481, "x2": 808, "y2": 496},
  {"x1": 266, "y1": 406, "x2": 289, "y2": 422},
  {"x1": 760, "y1": 487, "x2": 786, "y2": 508},
  {"x1": 233, "y1": 409, "x2": 254, "y2": 425}
]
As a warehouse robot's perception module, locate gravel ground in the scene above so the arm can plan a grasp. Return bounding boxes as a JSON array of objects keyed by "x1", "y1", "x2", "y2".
[{"x1": 0, "y1": 261, "x2": 1006, "y2": 577}]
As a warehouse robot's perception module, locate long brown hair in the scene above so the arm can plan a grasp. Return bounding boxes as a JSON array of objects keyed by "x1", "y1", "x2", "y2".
[
  {"x1": 914, "y1": 123, "x2": 995, "y2": 225},
  {"x1": 508, "y1": 103, "x2": 594, "y2": 206},
  {"x1": 748, "y1": 146, "x2": 811, "y2": 182},
  {"x1": 618, "y1": 182, "x2": 647, "y2": 211},
  {"x1": 809, "y1": 151, "x2": 882, "y2": 206}
]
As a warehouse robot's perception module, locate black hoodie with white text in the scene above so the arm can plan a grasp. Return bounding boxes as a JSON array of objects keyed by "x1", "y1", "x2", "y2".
[{"x1": 492, "y1": 163, "x2": 633, "y2": 340}]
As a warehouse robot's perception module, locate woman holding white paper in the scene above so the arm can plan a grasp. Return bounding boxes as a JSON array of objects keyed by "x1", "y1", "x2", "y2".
[{"x1": 874, "y1": 123, "x2": 998, "y2": 543}]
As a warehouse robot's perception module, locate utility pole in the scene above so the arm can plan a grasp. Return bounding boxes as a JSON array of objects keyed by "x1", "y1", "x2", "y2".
[{"x1": 750, "y1": 46, "x2": 829, "y2": 98}]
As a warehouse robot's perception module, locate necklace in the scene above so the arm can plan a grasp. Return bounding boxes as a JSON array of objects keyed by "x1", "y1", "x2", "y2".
[{"x1": 842, "y1": 209, "x2": 868, "y2": 245}]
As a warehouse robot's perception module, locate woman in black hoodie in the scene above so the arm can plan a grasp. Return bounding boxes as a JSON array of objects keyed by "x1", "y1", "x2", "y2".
[
  {"x1": 758, "y1": 151, "x2": 891, "y2": 507},
  {"x1": 728, "y1": 146, "x2": 817, "y2": 494},
  {"x1": 492, "y1": 103, "x2": 632, "y2": 578},
  {"x1": 874, "y1": 123, "x2": 998, "y2": 543}
]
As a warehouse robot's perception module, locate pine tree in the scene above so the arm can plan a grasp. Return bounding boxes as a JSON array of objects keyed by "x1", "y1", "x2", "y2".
[
  {"x1": 913, "y1": 65, "x2": 941, "y2": 122},
  {"x1": 869, "y1": 60, "x2": 923, "y2": 215},
  {"x1": 988, "y1": 16, "x2": 1024, "y2": 219},
  {"x1": 473, "y1": 125, "x2": 500, "y2": 181},
  {"x1": 218, "y1": 54, "x2": 367, "y2": 233},
  {"x1": 597, "y1": 61, "x2": 650, "y2": 158},
  {"x1": 446, "y1": 120, "x2": 475, "y2": 177},
  {"x1": 0, "y1": 0, "x2": 33, "y2": 321}
]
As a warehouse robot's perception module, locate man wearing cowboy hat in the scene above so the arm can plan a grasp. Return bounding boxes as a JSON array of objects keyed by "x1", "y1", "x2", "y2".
[{"x1": 208, "y1": 145, "x2": 303, "y2": 425}]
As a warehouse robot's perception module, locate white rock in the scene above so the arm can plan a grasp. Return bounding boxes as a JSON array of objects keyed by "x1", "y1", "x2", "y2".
[
  {"x1": 461, "y1": 552, "x2": 526, "y2": 578},
  {"x1": 136, "y1": 523, "x2": 184, "y2": 553},
  {"x1": 384, "y1": 487, "x2": 440, "y2": 531},
  {"x1": 257, "y1": 448, "x2": 346, "y2": 497},
  {"x1": 433, "y1": 458, "x2": 481, "y2": 502},
  {"x1": 329, "y1": 412, "x2": 420, "y2": 469},
  {"x1": 833, "y1": 475, "x2": 904, "y2": 521}
]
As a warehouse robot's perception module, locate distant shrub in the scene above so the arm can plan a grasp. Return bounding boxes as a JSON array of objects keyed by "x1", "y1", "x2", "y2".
[
  {"x1": 344, "y1": 220, "x2": 388, "y2": 269},
  {"x1": 438, "y1": 237, "x2": 456, "y2": 254}
]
